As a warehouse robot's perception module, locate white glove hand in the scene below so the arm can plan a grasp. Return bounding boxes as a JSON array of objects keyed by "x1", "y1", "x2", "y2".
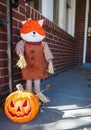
[
  {"x1": 16, "y1": 55, "x2": 27, "y2": 69},
  {"x1": 48, "y1": 61, "x2": 54, "y2": 74}
]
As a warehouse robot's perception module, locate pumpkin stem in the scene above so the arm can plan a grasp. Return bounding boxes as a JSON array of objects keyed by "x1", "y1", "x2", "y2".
[{"x1": 16, "y1": 84, "x2": 24, "y2": 92}]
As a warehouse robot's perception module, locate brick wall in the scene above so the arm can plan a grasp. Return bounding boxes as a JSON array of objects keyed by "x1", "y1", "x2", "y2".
[
  {"x1": 0, "y1": 0, "x2": 9, "y2": 103},
  {"x1": 0, "y1": 0, "x2": 76, "y2": 103},
  {"x1": 75, "y1": 0, "x2": 86, "y2": 63}
]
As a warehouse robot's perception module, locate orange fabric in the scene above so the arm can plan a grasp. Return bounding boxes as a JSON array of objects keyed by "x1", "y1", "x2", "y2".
[
  {"x1": 20, "y1": 20, "x2": 46, "y2": 36},
  {"x1": 22, "y1": 42, "x2": 48, "y2": 80}
]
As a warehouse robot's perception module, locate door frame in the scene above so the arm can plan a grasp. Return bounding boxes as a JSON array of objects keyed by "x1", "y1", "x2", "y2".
[{"x1": 83, "y1": 0, "x2": 91, "y2": 67}]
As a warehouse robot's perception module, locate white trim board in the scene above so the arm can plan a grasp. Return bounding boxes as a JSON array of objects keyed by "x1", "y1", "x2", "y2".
[{"x1": 83, "y1": 0, "x2": 90, "y2": 63}]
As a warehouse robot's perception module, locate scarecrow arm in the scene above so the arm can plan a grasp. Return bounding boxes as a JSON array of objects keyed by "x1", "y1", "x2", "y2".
[
  {"x1": 16, "y1": 40, "x2": 27, "y2": 68},
  {"x1": 42, "y1": 42, "x2": 54, "y2": 74}
]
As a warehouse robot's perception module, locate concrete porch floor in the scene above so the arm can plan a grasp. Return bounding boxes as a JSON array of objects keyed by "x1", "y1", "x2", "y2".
[{"x1": 0, "y1": 66, "x2": 91, "y2": 130}]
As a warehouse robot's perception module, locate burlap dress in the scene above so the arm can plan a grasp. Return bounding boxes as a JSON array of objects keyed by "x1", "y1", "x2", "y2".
[{"x1": 16, "y1": 40, "x2": 53, "y2": 80}]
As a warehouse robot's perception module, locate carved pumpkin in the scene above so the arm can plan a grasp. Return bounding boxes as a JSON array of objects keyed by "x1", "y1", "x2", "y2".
[{"x1": 4, "y1": 85, "x2": 39, "y2": 123}]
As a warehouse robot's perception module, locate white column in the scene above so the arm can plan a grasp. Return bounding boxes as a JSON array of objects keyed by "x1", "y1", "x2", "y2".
[
  {"x1": 41, "y1": 0, "x2": 53, "y2": 21},
  {"x1": 83, "y1": 0, "x2": 90, "y2": 63}
]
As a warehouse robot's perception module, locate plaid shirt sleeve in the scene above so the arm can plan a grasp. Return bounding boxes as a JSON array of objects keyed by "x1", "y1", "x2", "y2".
[
  {"x1": 15, "y1": 40, "x2": 25, "y2": 56},
  {"x1": 42, "y1": 42, "x2": 54, "y2": 62}
]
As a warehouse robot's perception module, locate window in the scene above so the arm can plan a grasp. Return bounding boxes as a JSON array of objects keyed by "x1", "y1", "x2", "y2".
[
  {"x1": 58, "y1": 0, "x2": 76, "y2": 36},
  {"x1": 66, "y1": 0, "x2": 72, "y2": 32},
  {"x1": 53, "y1": 0, "x2": 59, "y2": 25},
  {"x1": 66, "y1": 0, "x2": 76, "y2": 36},
  {"x1": 25, "y1": 0, "x2": 41, "y2": 12},
  {"x1": 41, "y1": 0, "x2": 53, "y2": 21}
]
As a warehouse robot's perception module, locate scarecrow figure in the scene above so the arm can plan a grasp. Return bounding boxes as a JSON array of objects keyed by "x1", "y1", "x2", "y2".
[{"x1": 16, "y1": 19, "x2": 54, "y2": 105}]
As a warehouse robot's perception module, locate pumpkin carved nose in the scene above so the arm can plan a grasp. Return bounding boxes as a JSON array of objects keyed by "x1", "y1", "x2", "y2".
[{"x1": 17, "y1": 107, "x2": 21, "y2": 112}]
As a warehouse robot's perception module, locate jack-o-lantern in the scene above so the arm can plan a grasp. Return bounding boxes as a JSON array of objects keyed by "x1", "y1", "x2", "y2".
[{"x1": 4, "y1": 84, "x2": 39, "y2": 123}]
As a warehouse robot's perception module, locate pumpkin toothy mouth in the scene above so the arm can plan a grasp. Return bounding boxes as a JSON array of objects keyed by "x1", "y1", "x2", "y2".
[{"x1": 8, "y1": 108, "x2": 31, "y2": 118}]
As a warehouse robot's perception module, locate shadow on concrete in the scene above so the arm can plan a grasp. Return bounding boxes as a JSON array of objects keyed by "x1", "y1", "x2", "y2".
[{"x1": 1, "y1": 66, "x2": 91, "y2": 130}]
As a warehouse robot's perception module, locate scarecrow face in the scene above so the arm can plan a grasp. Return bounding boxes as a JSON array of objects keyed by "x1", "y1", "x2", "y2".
[{"x1": 20, "y1": 19, "x2": 46, "y2": 42}]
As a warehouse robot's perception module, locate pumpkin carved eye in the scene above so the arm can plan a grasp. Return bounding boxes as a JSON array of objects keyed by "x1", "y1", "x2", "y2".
[
  {"x1": 10, "y1": 101, "x2": 15, "y2": 108},
  {"x1": 22, "y1": 100, "x2": 27, "y2": 107}
]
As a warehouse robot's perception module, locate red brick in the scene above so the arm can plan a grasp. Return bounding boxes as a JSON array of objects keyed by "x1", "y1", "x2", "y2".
[
  {"x1": 12, "y1": 10, "x2": 25, "y2": 21},
  {"x1": 0, "y1": 42, "x2": 7, "y2": 50},
  {"x1": 0, "y1": 60, "x2": 8, "y2": 68},
  {"x1": 0, "y1": 76, "x2": 9, "y2": 85},
  {"x1": 0, "y1": 68, "x2": 8, "y2": 76},
  {"x1": 75, "y1": 0, "x2": 86, "y2": 63}
]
